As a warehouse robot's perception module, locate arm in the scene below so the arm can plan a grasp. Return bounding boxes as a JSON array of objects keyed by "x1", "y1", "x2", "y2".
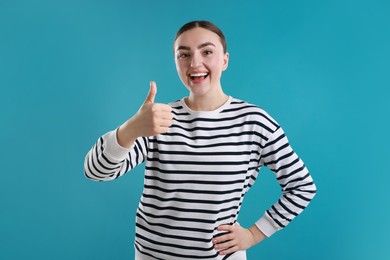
[
  {"x1": 83, "y1": 129, "x2": 149, "y2": 181},
  {"x1": 84, "y1": 81, "x2": 173, "y2": 181},
  {"x1": 255, "y1": 126, "x2": 317, "y2": 237},
  {"x1": 213, "y1": 223, "x2": 266, "y2": 255},
  {"x1": 214, "y1": 125, "x2": 316, "y2": 255}
]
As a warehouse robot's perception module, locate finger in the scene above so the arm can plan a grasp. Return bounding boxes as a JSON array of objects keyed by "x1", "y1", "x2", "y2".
[
  {"x1": 151, "y1": 110, "x2": 173, "y2": 123},
  {"x1": 219, "y1": 245, "x2": 239, "y2": 255},
  {"x1": 152, "y1": 103, "x2": 172, "y2": 112},
  {"x1": 144, "y1": 81, "x2": 157, "y2": 104},
  {"x1": 160, "y1": 111, "x2": 174, "y2": 120},
  {"x1": 217, "y1": 224, "x2": 234, "y2": 232},
  {"x1": 214, "y1": 239, "x2": 235, "y2": 250},
  {"x1": 158, "y1": 119, "x2": 173, "y2": 128},
  {"x1": 213, "y1": 233, "x2": 233, "y2": 244},
  {"x1": 155, "y1": 126, "x2": 170, "y2": 134}
]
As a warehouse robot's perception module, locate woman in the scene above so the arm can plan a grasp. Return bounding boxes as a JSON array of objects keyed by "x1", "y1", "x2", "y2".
[{"x1": 84, "y1": 20, "x2": 316, "y2": 260}]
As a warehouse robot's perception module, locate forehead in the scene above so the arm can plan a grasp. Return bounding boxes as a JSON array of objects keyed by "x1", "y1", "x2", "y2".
[{"x1": 174, "y1": 27, "x2": 222, "y2": 50}]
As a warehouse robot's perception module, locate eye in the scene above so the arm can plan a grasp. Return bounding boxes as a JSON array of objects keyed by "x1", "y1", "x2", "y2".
[
  {"x1": 177, "y1": 53, "x2": 189, "y2": 59},
  {"x1": 204, "y1": 50, "x2": 213, "y2": 55}
]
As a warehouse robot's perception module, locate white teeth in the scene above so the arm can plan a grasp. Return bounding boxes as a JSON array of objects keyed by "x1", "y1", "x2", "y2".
[{"x1": 190, "y1": 73, "x2": 208, "y2": 77}]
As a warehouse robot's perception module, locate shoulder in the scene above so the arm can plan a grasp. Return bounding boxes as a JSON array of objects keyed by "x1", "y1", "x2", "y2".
[
  {"x1": 224, "y1": 97, "x2": 280, "y2": 133},
  {"x1": 168, "y1": 99, "x2": 189, "y2": 116},
  {"x1": 168, "y1": 99, "x2": 182, "y2": 109}
]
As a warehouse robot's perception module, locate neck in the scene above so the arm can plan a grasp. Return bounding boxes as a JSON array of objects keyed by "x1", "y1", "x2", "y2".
[{"x1": 185, "y1": 88, "x2": 229, "y2": 111}]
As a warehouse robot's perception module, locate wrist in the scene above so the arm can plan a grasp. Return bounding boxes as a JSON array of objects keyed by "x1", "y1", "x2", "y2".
[
  {"x1": 117, "y1": 118, "x2": 139, "y2": 148},
  {"x1": 248, "y1": 225, "x2": 266, "y2": 245}
]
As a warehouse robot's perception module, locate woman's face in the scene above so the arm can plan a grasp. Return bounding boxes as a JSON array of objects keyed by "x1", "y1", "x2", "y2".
[{"x1": 174, "y1": 27, "x2": 229, "y2": 97}]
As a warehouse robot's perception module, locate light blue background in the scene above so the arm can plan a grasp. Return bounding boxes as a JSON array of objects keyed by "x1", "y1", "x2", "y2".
[{"x1": 1, "y1": 0, "x2": 389, "y2": 259}]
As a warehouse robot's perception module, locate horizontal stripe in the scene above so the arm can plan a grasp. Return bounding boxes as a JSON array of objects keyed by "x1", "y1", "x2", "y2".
[
  {"x1": 277, "y1": 199, "x2": 298, "y2": 217},
  {"x1": 273, "y1": 158, "x2": 300, "y2": 173},
  {"x1": 137, "y1": 222, "x2": 211, "y2": 243},
  {"x1": 134, "y1": 240, "x2": 218, "y2": 259},
  {"x1": 147, "y1": 157, "x2": 251, "y2": 166},
  {"x1": 89, "y1": 152, "x2": 116, "y2": 176},
  {"x1": 95, "y1": 144, "x2": 122, "y2": 170},
  {"x1": 266, "y1": 210, "x2": 286, "y2": 228},
  {"x1": 162, "y1": 130, "x2": 268, "y2": 142},
  {"x1": 284, "y1": 194, "x2": 306, "y2": 210},
  {"x1": 172, "y1": 111, "x2": 191, "y2": 116},
  {"x1": 263, "y1": 151, "x2": 295, "y2": 167},
  {"x1": 261, "y1": 143, "x2": 290, "y2": 158},
  {"x1": 138, "y1": 207, "x2": 216, "y2": 224},
  {"x1": 277, "y1": 165, "x2": 306, "y2": 180},
  {"x1": 290, "y1": 191, "x2": 313, "y2": 202},
  {"x1": 171, "y1": 105, "x2": 184, "y2": 109},
  {"x1": 142, "y1": 193, "x2": 242, "y2": 205},
  {"x1": 136, "y1": 212, "x2": 213, "y2": 233},
  {"x1": 84, "y1": 97, "x2": 316, "y2": 258},
  {"x1": 149, "y1": 147, "x2": 260, "y2": 156},
  {"x1": 145, "y1": 175, "x2": 248, "y2": 185},
  {"x1": 145, "y1": 166, "x2": 250, "y2": 175},
  {"x1": 149, "y1": 139, "x2": 263, "y2": 149},
  {"x1": 281, "y1": 173, "x2": 311, "y2": 189},
  {"x1": 140, "y1": 201, "x2": 239, "y2": 215},
  {"x1": 170, "y1": 120, "x2": 272, "y2": 135},
  {"x1": 263, "y1": 131, "x2": 284, "y2": 148},
  {"x1": 221, "y1": 104, "x2": 258, "y2": 113},
  {"x1": 174, "y1": 111, "x2": 275, "y2": 129},
  {"x1": 284, "y1": 182, "x2": 315, "y2": 192},
  {"x1": 136, "y1": 233, "x2": 214, "y2": 251},
  {"x1": 135, "y1": 242, "x2": 165, "y2": 260},
  {"x1": 143, "y1": 185, "x2": 245, "y2": 195},
  {"x1": 138, "y1": 207, "x2": 236, "y2": 224}
]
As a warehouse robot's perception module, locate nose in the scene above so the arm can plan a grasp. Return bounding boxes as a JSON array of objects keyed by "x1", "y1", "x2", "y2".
[{"x1": 190, "y1": 53, "x2": 202, "y2": 68}]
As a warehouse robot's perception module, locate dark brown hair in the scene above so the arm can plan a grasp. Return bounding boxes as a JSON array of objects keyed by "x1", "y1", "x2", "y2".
[{"x1": 174, "y1": 20, "x2": 227, "y2": 53}]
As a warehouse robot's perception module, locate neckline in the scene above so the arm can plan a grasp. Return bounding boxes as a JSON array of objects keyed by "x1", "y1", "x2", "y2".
[{"x1": 179, "y1": 96, "x2": 233, "y2": 116}]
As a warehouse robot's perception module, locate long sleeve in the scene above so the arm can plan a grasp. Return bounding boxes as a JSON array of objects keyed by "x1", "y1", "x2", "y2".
[
  {"x1": 255, "y1": 126, "x2": 317, "y2": 237},
  {"x1": 84, "y1": 129, "x2": 149, "y2": 181}
]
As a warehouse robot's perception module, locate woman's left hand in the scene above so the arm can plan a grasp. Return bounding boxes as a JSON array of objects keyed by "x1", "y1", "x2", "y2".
[{"x1": 213, "y1": 223, "x2": 266, "y2": 255}]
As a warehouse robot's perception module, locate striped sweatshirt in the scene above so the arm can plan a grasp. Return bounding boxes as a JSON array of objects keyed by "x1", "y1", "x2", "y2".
[{"x1": 84, "y1": 96, "x2": 316, "y2": 260}]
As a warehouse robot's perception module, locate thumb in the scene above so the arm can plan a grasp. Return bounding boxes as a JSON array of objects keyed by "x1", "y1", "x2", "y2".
[{"x1": 144, "y1": 81, "x2": 157, "y2": 104}]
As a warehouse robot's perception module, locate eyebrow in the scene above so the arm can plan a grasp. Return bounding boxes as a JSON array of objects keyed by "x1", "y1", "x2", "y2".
[{"x1": 176, "y1": 42, "x2": 216, "y2": 51}]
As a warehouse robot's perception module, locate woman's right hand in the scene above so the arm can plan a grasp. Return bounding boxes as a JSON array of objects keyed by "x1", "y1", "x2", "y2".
[{"x1": 117, "y1": 81, "x2": 173, "y2": 148}]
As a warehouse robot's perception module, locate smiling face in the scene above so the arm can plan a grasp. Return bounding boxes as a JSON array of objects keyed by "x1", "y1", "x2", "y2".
[{"x1": 174, "y1": 27, "x2": 229, "y2": 98}]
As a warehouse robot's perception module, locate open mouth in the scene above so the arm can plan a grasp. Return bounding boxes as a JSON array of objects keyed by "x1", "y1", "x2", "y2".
[{"x1": 189, "y1": 72, "x2": 209, "y2": 81}]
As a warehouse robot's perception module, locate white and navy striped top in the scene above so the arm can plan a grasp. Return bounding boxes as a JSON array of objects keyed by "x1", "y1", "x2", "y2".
[{"x1": 84, "y1": 96, "x2": 316, "y2": 260}]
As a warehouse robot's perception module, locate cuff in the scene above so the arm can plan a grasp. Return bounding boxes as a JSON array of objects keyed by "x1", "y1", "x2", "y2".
[
  {"x1": 255, "y1": 213, "x2": 280, "y2": 237},
  {"x1": 103, "y1": 129, "x2": 134, "y2": 161}
]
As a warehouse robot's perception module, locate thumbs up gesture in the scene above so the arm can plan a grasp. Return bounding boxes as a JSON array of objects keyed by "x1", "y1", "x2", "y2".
[
  {"x1": 144, "y1": 80, "x2": 158, "y2": 104},
  {"x1": 138, "y1": 81, "x2": 174, "y2": 135},
  {"x1": 117, "y1": 81, "x2": 173, "y2": 148}
]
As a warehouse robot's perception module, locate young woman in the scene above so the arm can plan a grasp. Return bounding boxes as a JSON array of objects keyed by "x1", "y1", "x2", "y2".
[{"x1": 84, "y1": 20, "x2": 316, "y2": 260}]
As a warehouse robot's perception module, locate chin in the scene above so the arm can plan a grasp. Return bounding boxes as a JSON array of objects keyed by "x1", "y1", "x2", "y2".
[{"x1": 189, "y1": 87, "x2": 211, "y2": 97}]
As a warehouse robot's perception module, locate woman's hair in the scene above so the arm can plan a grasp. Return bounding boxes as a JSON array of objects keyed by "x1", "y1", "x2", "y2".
[{"x1": 174, "y1": 20, "x2": 227, "y2": 53}]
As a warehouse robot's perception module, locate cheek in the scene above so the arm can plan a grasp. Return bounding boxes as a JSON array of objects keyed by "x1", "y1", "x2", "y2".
[
  {"x1": 176, "y1": 60, "x2": 186, "y2": 71},
  {"x1": 207, "y1": 56, "x2": 225, "y2": 71},
  {"x1": 176, "y1": 63, "x2": 189, "y2": 83},
  {"x1": 175, "y1": 63, "x2": 184, "y2": 76},
  {"x1": 179, "y1": 67, "x2": 188, "y2": 79},
  {"x1": 207, "y1": 61, "x2": 224, "y2": 76}
]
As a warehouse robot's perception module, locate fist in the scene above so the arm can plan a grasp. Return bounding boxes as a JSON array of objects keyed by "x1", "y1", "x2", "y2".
[
  {"x1": 136, "y1": 81, "x2": 174, "y2": 136},
  {"x1": 117, "y1": 81, "x2": 174, "y2": 148}
]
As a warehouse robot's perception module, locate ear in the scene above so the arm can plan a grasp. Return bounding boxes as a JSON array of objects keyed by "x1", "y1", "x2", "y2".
[{"x1": 222, "y1": 52, "x2": 229, "y2": 71}]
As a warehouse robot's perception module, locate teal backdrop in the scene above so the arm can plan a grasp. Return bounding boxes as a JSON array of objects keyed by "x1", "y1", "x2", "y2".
[{"x1": 1, "y1": 0, "x2": 389, "y2": 259}]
